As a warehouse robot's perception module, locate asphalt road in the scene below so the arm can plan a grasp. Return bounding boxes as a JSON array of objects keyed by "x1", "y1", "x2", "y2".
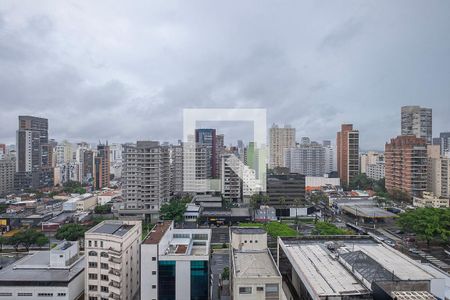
[
  {"x1": 211, "y1": 250, "x2": 230, "y2": 300},
  {"x1": 211, "y1": 227, "x2": 229, "y2": 244}
]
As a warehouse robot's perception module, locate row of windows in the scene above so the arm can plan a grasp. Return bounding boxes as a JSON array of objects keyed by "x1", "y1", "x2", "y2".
[
  {"x1": 88, "y1": 285, "x2": 109, "y2": 293},
  {"x1": 88, "y1": 250, "x2": 109, "y2": 257},
  {"x1": 88, "y1": 273, "x2": 109, "y2": 281},
  {"x1": 239, "y1": 284, "x2": 279, "y2": 295},
  {"x1": 0, "y1": 292, "x2": 66, "y2": 297},
  {"x1": 88, "y1": 262, "x2": 109, "y2": 269}
]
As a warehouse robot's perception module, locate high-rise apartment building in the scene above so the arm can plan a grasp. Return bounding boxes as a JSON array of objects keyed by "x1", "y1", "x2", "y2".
[
  {"x1": 170, "y1": 144, "x2": 184, "y2": 195},
  {"x1": 121, "y1": 141, "x2": 170, "y2": 222},
  {"x1": 85, "y1": 220, "x2": 141, "y2": 300},
  {"x1": 427, "y1": 145, "x2": 450, "y2": 199},
  {"x1": 401, "y1": 106, "x2": 432, "y2": 144},
  {"x1": 141, "y1": 221, "x2": 211, "y2": 300},
  {"x1": 82, "y1": 149, "x2": 94, "y2": 185},
  {"x1": 433, "y1": 132, "x2": 450, "y2": 156},
  {"x1": 283, "y1": 140, "x2": 325, "y2": 177},
  {"x1": 221, "y1": 153, "x2": 242, "y2": 202},
  {"x1": 0, "y1": 159, "x2": 15, "y2": 196},
  {"x1": 15, "y1": 116, "x2": 53, "y2": 190},
  {"x1": 195, "y1": 128, "x2": 218, "y2": 178},
  {"x1": 385, "y1": 135, "x2": 428, "y2": 198},
  {"x1": 0, "y1": 144, "x2": 5, "y2": 160},
  {"x1": 94, "y1": 143, "x2": 110, "y2": 190},
  {"x1": 269, "y1": 124, "x2": 296, "y2": 169},
  {"x1": 323, "y1": 140, "x2": 336, "y2": 174},
  {"x1": 336, "y1": 124, "x2": 359, "y2": 186}
]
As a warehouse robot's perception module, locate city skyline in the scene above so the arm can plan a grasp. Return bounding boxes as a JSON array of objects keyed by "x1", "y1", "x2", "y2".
[{"x1": 1, "y1": 1, "x2": 450, "y2": 149}]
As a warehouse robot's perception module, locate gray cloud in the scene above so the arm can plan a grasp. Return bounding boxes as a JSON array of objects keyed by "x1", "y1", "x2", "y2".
[{"x1": 0, "y1": 0, "x2": 449, "y2": 150}]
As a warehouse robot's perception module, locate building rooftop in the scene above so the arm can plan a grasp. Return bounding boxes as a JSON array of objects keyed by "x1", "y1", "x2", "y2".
[
  {"x1": 193, "y1": 195, "x2": 222, "y2": 202},
  {"x1": 391, "y1": 291, "x2": 436, "y2": 300},
  {"x1": 92, "y1": 222, "x2": 133, "y2": 236},
  {"x1": 280, "y1": 236, "x2": 449, "y2": 298},
  {"x1": 283, "y1": 242, "x2": 369, "y2": 297},
  {"x1": 231, "y1": 227, "x2": 266, "y2": 235},
  {"x1": 0, "y1": 250, "x2": 84, "y2": 284},
  {"x1": 233, "y1": 250, "x2": 280, "y2": 278},
  {"x1": 143, "y1": 221, "x2": 172, "y2": 244},
  {"x1": 342, "y1": 205, "x2": 397, "y2": 218}
]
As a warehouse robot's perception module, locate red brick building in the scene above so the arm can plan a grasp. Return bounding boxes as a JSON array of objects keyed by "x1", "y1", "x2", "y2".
[
  {"x1": 385, "y1": 135, "x2": 427, "y2": 198},
  {"x1": 337, "y1": 124, "x2": 359, "y2": 186}
]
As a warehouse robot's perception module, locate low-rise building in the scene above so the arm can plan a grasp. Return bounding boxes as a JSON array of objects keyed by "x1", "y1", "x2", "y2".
[
  {"x1": 193, "y1": 194, "x2": 222, "y2": 208},
  {"x1": 97, "y1": 189, "x2": 122, "y2": 205},
  {"x1": 62, "y1": 193, "x2": 97, "y2": 212},
  {"x1": 0, "y1": 241, "x2": 85, "y2": 300},
  {"x1": 305, "y1": 176, "x2": 340, "y2": 192},
  {"x1": 141, "y1": 221, "x2": 211, "y2": 300},
  {"x1": 84, "y1": 220, "x2": 141, "y2": 300},
  {"x1": 278, "y1": 236, "x2": 449, "y2": 300},
  {"x1": 230, "y1": 227, "x2": 282, "y2": 300},
  {"x1": 413, "y1": 192, "x2": 449, "y2": 208}
]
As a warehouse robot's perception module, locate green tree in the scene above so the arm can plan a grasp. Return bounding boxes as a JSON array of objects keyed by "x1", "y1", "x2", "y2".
[
  {"x1": 222, "y1": 267, "x2": 229, "y2": 280},
  {"x1": 0, "y1": 203, "x2": 8, "y2": 214},
  {"x1": 160, "y1": 198, "x2": 191, "y2": 223},
  {"x1": 390, "y1": 189, "x2": 411, "y2": 203},
  {"x1": 250, "y1": 194, "x2": 262, "y2": 209},
  {"x1": 397, "y1": 208, "x2": 450, "y2": 246},
  {"x1": 63, "y1": 181, "x2": 86, "y2": 194},
  {"x1": 279, "y1": 196, "x2": 286, "y2": 207},
  {"x1": 8, "y1": 234, "x2": 21, "y2": 251},
  {"x1": 312, "y1": 222, "x2": 352, "y2": 235},
  {"x1": 55, "y1": 224, "x2": 86, "y2": 241},
  {"x1": 94, "y1": 204, "x2": 112, "y2": 214},
  {"x1": 36, "y1": 235, "x2": 49, "y2": 249},
  {"x1": 0, "y1": 236, "x2": 7, "y2": 252},
  {"x1": 12, "y1": 229, "x2": 48, "y2": 251}
]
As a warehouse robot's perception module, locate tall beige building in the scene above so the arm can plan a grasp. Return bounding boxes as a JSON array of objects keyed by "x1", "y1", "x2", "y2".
[
  {"x1": 269, "y1": 124, "x2": 295, "y2": 169},
  {"x1": 427, "y1": 145, "x2": 450, "y2": 199},
  {"x1": 85, "y1": 220, "x2": 141, "y2": 300}
]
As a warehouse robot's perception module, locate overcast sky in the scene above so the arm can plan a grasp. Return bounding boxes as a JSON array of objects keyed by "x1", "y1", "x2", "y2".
[{"x1": 1, "y1": 1, "x2": 449, "y2": 150}]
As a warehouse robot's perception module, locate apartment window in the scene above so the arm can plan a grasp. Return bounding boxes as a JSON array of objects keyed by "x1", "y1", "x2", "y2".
[
  {"x1": 100, "y1": 241, "x2": 103, "y2": 248},
  {"x1": 152, "y1": 285, "x2": 156, "y2": 289},
  {"x1": 88, "y1": 297, "x2": 98, "y2": 300},
  {"x1": 152, "y1": 271, "x2": 156, "y2": 275},
  {"x1": 0, "y1": 293, "x2": 13, "y2": 296},
  {"x1": 38, "y1": 293, "x2": 54, "y2": 297},
  {"x1": 100, "y1": 263, "x2": 108, "y2": 269},
  {"x1": 239, "y1": 287, "x2": 252, "y2": 294},
  {"x1": 94, "y1": 241, "x2": 97, "y2": 247},
  {"x1": 88, "y1": 262, "x2": 98, "y2": 268},
  {"x1": 101, "y1": 274, "x2": 109, "y2": 281},
  {"x1": 265, "y1": 284, "x2": 279, "y2": 297},
  {"x1": 100, "y1": 252, "x2": 108, "y2": 258},
  {"x1": 88, "y1": 250, "x2": 98, "y2": 256},
  {"x1": 152, "y1": 257, "x2": 156, "y2": 261},
  {"x1": 89, "y1": 285, "x2": 98, "y2": 291},
  {"x1": 256, "y1": 287, "x2": 264, "y2": 291},
  {"x1": 88, "y1": 273, "x2": 98, "y2": 280},
  {"x1": 88, "y1": 241, "x2": 92, "y2": 247},
  {"x1": 18, "y1": 293, "x2": 33, "y2": 296},
  {"x1": 100, "y1": 286, "x2": 108, "y2": 293},
  {"x1": 57, "y1": 293, "x2": 66, "y2": 297}
]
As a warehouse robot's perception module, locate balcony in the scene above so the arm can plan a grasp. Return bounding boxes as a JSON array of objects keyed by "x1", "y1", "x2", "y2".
[
  {"x1": 109, "y1": 292, "x2": 121, "y2": 300},
  {"x1": 109, "y1": 280, "x2": 121, "y2": 289},
  {"x1": 109, "y1": 268, "x2": 121, "y2": 276},
  {"x1": 109, "y1": 256, "x2": 122, "y2": 264}
]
